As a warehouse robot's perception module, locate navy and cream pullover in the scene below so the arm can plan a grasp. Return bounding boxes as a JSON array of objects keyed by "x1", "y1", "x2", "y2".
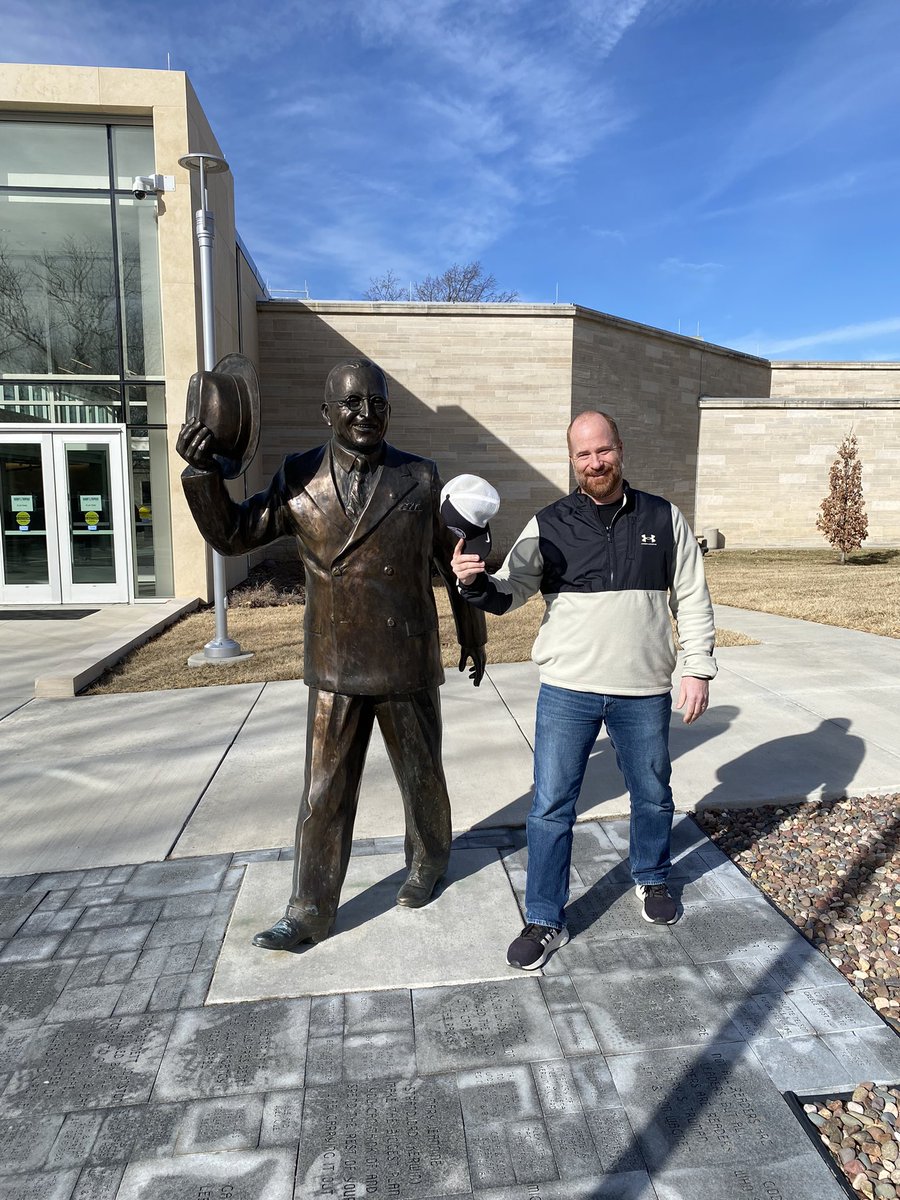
[{"x1": 460, "y1": 482, "x2": 717, "y2": 696}]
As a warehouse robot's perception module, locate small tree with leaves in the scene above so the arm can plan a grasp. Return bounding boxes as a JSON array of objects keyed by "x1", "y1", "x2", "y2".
[{"x1": 816, "y1": 431, "x2": 868, "y2": 563}]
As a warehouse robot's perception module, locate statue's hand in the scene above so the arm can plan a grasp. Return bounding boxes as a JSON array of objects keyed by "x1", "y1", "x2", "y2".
[
  {"x1": 176, "y1": 419, "x2": 220, "y2": 472},
  {"x1": 458, "y1": 644, "x2": 486, "y2": 688}
]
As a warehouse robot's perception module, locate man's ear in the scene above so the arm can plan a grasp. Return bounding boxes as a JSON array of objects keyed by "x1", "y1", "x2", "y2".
[{"x1": 321, "y1": 402, "x2": 332, "y2": 428}]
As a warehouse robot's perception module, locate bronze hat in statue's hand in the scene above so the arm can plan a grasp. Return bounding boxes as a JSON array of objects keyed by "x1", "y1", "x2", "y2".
[{"x1": 183, "y1": 352, "x2": 260, "y2": 479}]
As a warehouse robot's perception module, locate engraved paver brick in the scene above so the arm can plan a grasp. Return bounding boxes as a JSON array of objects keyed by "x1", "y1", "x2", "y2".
[
  {"x1": 47, "y1": 985, "x2": 124, "y2": 1024},
  {"x1": 574, "y1": 966, "x2": 742, "y2": 1054},
  {"x1": 120, "y1": 858, "x2": 230, "y2": 900},
  {"x1": 90, "y1": 1104, "x2": 184, "y2": 1164},
  {"x1": 0, "y1": 1113, "x2": 65, "y2": 1174},
  {"x1": 0, "y1": 1168, "x2": 81, "y2": 1197},
  {"x1": 153, "y1": 998, "x2": 310, "y2": 1101},
  {"x1": 0, "y1": 961, "x2": 76, "y2": 1027},
  {"x1": 44, "y1": 1112, "x2": 104, "y2": 1168},
  {"x1": 413, "y1": 981, "x2": 561, "y2": 1074},
  {"x1": 1, "y1": 1013, "x2": 175, "y2": 1116},
  {"x1": 117, "y1": 1148, "x2": 296, "y2": 1200},
  {"x1": 260, "y1": 1090, "x2": 304, "y2": 1147},
  {"x1": 72, "y1": 1161, "x2": 126, "y2": 1200},
  {"x1": 0, "y1": 934, "x2": 65, "y2": 962},
  {"x1": 0, "y1": 895, "x2": 43, "y2": 939},
  {"x1": 174, "y1": 1095, "x2": 264, "y2": 1154},
  {"x1": 297, "y1": 1077, "x2": 469, "y2": 1199},
  {"x1": 71, "y1": 1163, "x2": 126, "y2": 1199}
]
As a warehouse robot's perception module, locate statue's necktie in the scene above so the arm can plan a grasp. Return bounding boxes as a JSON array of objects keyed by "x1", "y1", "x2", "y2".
[{"x1": 345, "y1": 457, "x2": 370, "y2": 521}]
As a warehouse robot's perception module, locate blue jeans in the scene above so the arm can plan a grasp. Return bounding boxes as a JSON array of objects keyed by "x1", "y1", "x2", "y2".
[{"x1": 524, "y1": 684, "x2": 674, "y2": 928}]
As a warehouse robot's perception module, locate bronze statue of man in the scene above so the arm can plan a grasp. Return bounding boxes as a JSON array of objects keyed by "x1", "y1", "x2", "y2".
[{"x1": 177, "y1": 358, "x2": 487, "y2": 950}]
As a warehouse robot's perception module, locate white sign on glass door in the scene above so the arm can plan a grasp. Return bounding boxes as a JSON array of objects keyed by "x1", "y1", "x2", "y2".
[{"x1": 10, "y1": 495, "x2": 34, "y2": 511}]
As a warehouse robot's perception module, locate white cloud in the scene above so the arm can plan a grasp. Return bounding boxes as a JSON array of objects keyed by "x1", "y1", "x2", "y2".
[
  {"x1": 704, "y1": 0, "x2": 900, "y2": 201},
  {"x1": 584, "y1": 227, "x2": 626, "y2": 243},
  {"x1": 733, "y1": 316, "x2": 900, "y2": 357},
  {"x1": 660, "y1": 256, "x2": 723, "y2": 275}
]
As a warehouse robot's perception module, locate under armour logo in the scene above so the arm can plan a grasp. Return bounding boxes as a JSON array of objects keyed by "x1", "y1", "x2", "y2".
[{"x1": 641, "y1": 533, "x2": 656, "y2": 545}]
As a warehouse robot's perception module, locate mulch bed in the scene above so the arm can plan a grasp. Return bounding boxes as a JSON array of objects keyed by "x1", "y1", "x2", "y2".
[{"x1": 698, "y1": 795, "x2": 900, "y2": 1198}]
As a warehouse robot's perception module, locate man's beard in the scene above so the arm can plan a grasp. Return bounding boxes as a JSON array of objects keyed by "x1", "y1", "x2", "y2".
[{"x1": 576, "y1": 460, "x2": 623, "y2": 502}]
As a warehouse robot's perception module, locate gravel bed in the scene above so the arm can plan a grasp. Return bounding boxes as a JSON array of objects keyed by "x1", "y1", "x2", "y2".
[
  {"x1": 804, "y1": 1084, "x2": 900, "y2": 1198},
  {"x1": 698, "y1": 795, "x2": 900, "y2": 1198},
  {"x1": 697, "y1": 794, "x2": 900, "y2": 1032}
]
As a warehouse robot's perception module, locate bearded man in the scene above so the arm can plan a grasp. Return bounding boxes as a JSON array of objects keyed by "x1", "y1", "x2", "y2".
[{"x1": 451, "y1": 410, "x2": 717, "y2": 970}]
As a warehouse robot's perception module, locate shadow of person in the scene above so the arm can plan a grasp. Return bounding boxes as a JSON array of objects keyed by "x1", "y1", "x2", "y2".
[
  {"x1": 698, "y1": 717, "x2": 865, "y2": 812},
  {"x1": 580, "y1": 701, "x2": 740, "y2": 810}
]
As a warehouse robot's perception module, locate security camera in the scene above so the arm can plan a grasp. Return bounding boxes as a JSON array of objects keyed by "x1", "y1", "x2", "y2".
[{"x1": 131, "y1": 175, "x2": 157, "y2": 200}]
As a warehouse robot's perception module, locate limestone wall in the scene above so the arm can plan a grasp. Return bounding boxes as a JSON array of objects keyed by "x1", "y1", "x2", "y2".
[
  {"x1": 572, "y1": 313, "x2": 770, "y2": 525},
  {"x1": 696, "y1": 399, "x2": 900, "y2": 547},
  {"x1": 256, "y1": 301, "x2": 770, "y2": 556},
  {"x1": 772, "y1": 362, "x2": 900, "y2": 399},
  {"x1": 256, "y1": 302, "x2": 575, "y2": 555}
]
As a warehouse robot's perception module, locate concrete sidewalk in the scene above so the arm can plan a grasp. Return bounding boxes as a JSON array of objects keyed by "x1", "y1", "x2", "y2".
[
  {"x1": 1, "y1": 602, "x2": 898, "y2": 877},
  {"x1": 1, "y1": 604, "x2": 899, "y2": 1197}
]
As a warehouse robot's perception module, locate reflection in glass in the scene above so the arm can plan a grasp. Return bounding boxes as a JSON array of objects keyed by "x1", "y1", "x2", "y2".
[
  {"x1": 0, "y1": 193, "x2": 118, "y2": 376},
  {"x1": 112, "y1": 127, "x2": 155, "y2": 190},
  {"x1": 129, "y1": 426, "x2": 173, "y2": 597},
  {"x1": 1, "y1": 381, "x2": 123, "y2": 424},
  {"x1": 126, "y1": 382, "x2": 166, "y2": 426},
  {"x1": 0, "y1": 122, "x2": 109, "y2": 189},
  {"x1": 117, "y1": 198, "x2": 163, "y2": 377},
  {"x1": 65, "y1": 443, "x2": 116, "y2": 584},
  {"x1": 0, "y1": 442, "x2": 49, "y2": 584}
]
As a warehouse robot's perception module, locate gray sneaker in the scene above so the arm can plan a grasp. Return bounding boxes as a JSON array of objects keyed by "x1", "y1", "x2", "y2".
[
  {"x1": 636, "y1": 883, "x2": 678, "y2": 924},
  {"x1": 507, "y1": 923, "x2": 570, "y2": 970}
]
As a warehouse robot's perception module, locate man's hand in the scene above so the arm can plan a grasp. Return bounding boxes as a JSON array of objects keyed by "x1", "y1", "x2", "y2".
[
  {"x1": 451, "y1": 538, "x2": 486, "y2": 585},
  {"x1": 675, "y1": 676, "x2": 709, "y2": 724},
  {"x1": 176, "y1": 419, "x2": 220, "y2": 472},
  {"x1": 458, "y1": 644, "x2": 486, "y2": 687}
]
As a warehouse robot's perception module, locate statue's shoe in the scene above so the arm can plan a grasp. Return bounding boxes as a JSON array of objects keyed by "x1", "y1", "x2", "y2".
[
  {"x1": 396, "y1": 864, "x2": 445, "y2": 909},
  {"x1": 252, "y1": 915, "x2": 332, "y2": 950}
]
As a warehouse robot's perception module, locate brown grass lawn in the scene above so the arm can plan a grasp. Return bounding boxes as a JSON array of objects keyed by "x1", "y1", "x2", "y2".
[
  {"x1": 88, "y1": 567, "x2": 755, "y2": 696},
  {"x1": 90, "y1": 547, "x2": 898, "y2": 695},
  {"x1": 703, "y1": 547, "x2": 900, "y2": 639}
]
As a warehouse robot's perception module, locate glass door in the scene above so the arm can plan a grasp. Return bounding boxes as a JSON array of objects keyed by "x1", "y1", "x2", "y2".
[
  {"x1": 0, "y1": 436, "x2": 61, "y2": 604},
  {"x1": 52, "y1": 432, "x2": 130, "y2": 603}
]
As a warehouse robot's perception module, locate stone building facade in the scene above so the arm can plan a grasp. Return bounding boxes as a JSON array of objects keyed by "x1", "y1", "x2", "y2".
[{"x1": 1, "y1": 61, "x2": 895, "y2": 608}]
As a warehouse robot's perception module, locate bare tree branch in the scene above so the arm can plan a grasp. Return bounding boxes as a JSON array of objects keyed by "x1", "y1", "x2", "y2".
[
  {"x1": 363, "y1": 261, "x2": 518, "y2": 304},
  {"x1": 363, "y1": 269, "x2": 407, "y2": 301}
]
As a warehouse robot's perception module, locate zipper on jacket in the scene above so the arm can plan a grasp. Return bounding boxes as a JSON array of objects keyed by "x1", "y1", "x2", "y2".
[{"x1": 605, "y1": 492, "x2": 627, "y2": 586}]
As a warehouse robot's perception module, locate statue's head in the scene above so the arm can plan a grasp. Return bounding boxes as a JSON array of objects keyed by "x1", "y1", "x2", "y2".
[{"x1": 322, "y1": 359, "x2": 390, "y2": 454}]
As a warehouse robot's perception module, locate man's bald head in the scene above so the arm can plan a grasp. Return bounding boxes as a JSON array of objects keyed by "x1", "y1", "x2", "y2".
[{"x1": 566, "y1": 410, "x2": 621, "y2": 455}]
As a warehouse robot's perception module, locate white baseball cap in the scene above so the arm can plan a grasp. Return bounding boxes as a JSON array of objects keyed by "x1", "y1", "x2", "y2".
[{"x1": 440, "y1": 474, "x2": 500, "y2": 559}]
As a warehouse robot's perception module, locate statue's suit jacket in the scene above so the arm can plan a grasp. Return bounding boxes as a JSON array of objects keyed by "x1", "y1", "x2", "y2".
[{"x1": 182, "y1": 442, "x2": 486, "y2": 695}]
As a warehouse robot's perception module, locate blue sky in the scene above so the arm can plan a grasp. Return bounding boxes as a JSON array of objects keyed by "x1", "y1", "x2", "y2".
[{"x1": 5, "y1": 0, "x2": 900, "y2": 360}]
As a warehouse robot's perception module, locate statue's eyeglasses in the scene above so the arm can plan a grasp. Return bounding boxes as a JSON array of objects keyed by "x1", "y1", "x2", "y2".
[{"x1": 340, "y1": 396, "x2": 388, "y2": 414}]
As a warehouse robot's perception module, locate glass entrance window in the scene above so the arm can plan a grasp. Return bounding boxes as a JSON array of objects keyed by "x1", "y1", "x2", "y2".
[
  {"x1": 64, "y1": 442, "x2": 116, "y2": 584},
  {"x1": 0, "y1": 122, "x2": 110, "y2": 189},
  {"x1": 0, "y1": 118, "x2": 173, "y2": 601},
  {"x1": 0, "y1": 443, "x2": 49, "y2": 584},
  {"x1": 0, "y1": 193, "x2": 119, "y2": 377}
]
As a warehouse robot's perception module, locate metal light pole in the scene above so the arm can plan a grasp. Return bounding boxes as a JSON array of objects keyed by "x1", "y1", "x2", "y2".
[{"x1": 178, "y1": 150, "x2": 246, "y2": 662}]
